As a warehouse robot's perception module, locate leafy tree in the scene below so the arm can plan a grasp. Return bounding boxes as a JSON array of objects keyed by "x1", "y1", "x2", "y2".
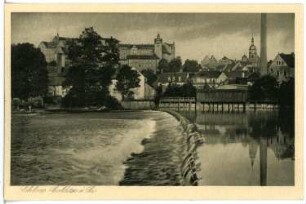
[
  {"x1": 163, "y1": 82, "x2": 196, "y2": 97},
  {"x1": 248, "y1": 75, "x2": 279, "y2": 102},
  {"x1": 141, "y1": 69, "x2": 157, "y2": 86},
  {"x1": 279, "y1": 77, "x2": 294, "y2": 109},
  {"x1": 183, "y1": 59, "x2": 200, "y2": 73},
  {"x1": 165, "y1": 57, "x2": 182, "y2": 73},
  {"x1": 116, "y1": 65, "x2": 140, "y2": 100},
  {"x1": 63, "y1": 27, "x2": 120, "y2": 107},
  {"x1": 11, "y1": 43, "x2": 48, "y2": 100},
  {"x1": 157, "y1": 59, "x2": 169, "y2": 73}
]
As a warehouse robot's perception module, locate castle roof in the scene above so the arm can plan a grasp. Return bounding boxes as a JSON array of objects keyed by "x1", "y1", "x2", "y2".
[
  {"x1": 162, "y1": 44, "x2": 173, "y2": 54},
  {"x1": 127, "y1": 54, "x2": 159, "y2": 60},
  {"x1": 119, "y1": 44, "x2": 154, "y2": 49}
]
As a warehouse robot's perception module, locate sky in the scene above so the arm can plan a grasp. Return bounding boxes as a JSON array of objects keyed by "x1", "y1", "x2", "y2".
[{"x1": 11, "y1": 13, "x2": 294, "y2": 62}]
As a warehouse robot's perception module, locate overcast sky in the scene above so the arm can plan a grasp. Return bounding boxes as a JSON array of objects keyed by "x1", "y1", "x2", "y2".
[{"x1": 12, "y1": 13, "x2": 294, "y2": 62}]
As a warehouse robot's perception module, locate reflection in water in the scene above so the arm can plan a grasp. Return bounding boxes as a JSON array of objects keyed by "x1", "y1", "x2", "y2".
[{"x1": 180, "y1": 110, "x2": 294, "y2": 186}]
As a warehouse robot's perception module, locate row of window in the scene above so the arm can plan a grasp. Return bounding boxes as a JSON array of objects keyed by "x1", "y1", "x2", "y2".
[{"x1": 270, "y1": 68, "x2": 288, "y2": 76}]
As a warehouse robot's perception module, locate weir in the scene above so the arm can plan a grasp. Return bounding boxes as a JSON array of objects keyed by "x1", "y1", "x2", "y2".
[{"x1": 164, "y1": 110, "x2": 205, "y2": 186}]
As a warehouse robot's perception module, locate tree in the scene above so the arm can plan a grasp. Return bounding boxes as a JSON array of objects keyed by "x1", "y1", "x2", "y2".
[
  {"x1": 141, "y1": 69, "x2": 157, "y2": 86},
  {"x1": 165, "y1": 57, "x2": 182, "y2": 73},
  {"x1": 116, "y1": 65, "x2": 140, "y2": 100},
  {"x1": 183, "y1": 59, "x2": 200, "y2": 73},
  {"x1": 62, "y1": 27, "x2": 120, "y2": 107},
  {"x1": 11, "y1": 43, "x2": 48, "y2": 100},
  {"x1": 163, "y1": 82, "x2": 196, "y2": 97},
  {"x1": 248, "y1": 75, "x2": 279, "y2": 102},
  {"x1": 279, "y1": 77, "x2": 294, "y2": 109},
  {"x1": 157, "y1": 59, "x2": 169, "y2": 73}
]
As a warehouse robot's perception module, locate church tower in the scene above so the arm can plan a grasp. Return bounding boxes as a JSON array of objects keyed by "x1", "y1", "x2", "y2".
[
  {"x1": 154, "y1": 33, "x2": 163, "y2": 59},
  {"x1": 249, "y1": 34, "x2": 258, "y2": 64}
]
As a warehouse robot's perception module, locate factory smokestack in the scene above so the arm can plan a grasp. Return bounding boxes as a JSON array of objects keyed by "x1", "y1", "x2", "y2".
[{"x1": 260, "y1": 13, "x2": 268, "y2": 75}]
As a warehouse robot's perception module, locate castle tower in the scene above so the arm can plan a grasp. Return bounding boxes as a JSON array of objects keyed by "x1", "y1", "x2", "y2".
[
  {"x1": 154, "y1": 33, "x2": 163, "y2": 59},
  {"x1": 249, "y1": 34, "x2": 258, "y2": 64}
]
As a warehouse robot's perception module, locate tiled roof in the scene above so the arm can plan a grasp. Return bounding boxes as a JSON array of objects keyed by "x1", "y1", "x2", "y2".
[
  {"x1": 226, "y1": 71, "x2": 256, "y2": 80},
  {"x1": 197, "y1": 71, "x2": 221, "y2": 78},
  {"x1": 127, "y1": 54, "x2": 159, "y2": 60},
  {"x1": 279, "y1": 53, "x2": 295, "y2": 68},
  {"x1": 119, "y1": 44, "x2": 154, "y2": 49}
]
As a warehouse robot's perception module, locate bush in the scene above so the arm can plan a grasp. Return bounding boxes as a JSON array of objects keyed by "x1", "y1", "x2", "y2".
[
  {"x1": 104, "y1": 95, "x2": 122, "y2": 110},
  {"x1": 163, "y1": 82, "x2": 196, "y2": 97}
]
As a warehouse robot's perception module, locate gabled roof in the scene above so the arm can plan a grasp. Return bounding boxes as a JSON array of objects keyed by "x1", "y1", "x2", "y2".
[
  {"x1": 279, "y1": 53, "x2": 295, "y2": 68},
  {"x1": 40, "y1": 41, "x2": 57, "y2": 49},
  {"x1": 226, "y1": 70, "x2": 255, "y2": 80}
]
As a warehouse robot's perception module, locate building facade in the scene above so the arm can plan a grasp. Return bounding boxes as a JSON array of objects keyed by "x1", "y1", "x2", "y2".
[
  {"x1": 109, "y1": 70, "x2": 156, "y2": 101},
  {"x1": 119, "y1": 34, "x2": 175, "y2": 73},
  {"x1": 268, "y1": 53, "x2": 295, "y2": 82}
]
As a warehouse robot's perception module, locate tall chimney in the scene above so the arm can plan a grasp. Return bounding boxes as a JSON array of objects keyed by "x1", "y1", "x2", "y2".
[{"x1": 260, "y1": 13, "x2": 268, "y2": 75}]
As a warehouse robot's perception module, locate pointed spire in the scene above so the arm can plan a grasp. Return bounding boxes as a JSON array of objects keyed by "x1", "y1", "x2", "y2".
[
  {"x1": 157, "y1": 33, "x2": 160, "y2": 39},
  {"x1": 251, "y1": 33, "x2": 254, "y2": 45}
]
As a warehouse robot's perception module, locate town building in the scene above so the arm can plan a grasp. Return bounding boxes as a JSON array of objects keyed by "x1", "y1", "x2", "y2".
[
  {"x1": 109, "y1": 69, "x2": 156, "y2": 101},
  {"x1": 268, "y1": 53, "x2": 295, "y2": 82},
  {"x1": 201, "y1": 55, "x2": 219, "y2": 69},
  {"x1": 157, "y1": 72, "x2": 189, "y2": 88},
  {"x1": 219, "y1": 56, "x2": 234, "y2": 65},
  {"x1": 190, "y1": 71, "x2": 228, "y2": 89}
]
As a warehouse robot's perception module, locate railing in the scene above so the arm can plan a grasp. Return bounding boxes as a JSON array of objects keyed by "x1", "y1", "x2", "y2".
[{"x1": 160, "y1": 97, "x2": 196, "y2": 103}]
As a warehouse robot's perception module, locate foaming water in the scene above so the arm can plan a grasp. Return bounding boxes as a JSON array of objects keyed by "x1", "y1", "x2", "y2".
[{"x1": 11, "y1": 112, "x2": 157, "y2": 185}]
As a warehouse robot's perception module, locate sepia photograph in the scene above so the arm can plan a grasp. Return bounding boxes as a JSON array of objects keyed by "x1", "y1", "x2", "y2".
[{"x1": 4, "y1": 4, "x2": 303, "y2": 200}]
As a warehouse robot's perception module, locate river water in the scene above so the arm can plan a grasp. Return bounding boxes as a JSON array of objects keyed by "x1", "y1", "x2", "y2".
[
  {"x1": 180, "y1": 110, "x2": 294, "y2": 186},
  {"x1": 11, "y1": 111, "x2": 184, "y2": 185},
  {"x1": 11, "y1": 110, "x2": 294, "y2": 186}
]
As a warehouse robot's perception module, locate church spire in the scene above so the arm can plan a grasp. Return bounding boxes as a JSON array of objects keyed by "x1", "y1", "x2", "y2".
[{"x1": 251, "y1": 33, "x2": 254, "y2": 45}]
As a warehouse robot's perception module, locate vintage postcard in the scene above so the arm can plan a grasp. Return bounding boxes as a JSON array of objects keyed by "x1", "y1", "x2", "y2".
[{"x1": 4, "y1": 3, "x2": 304, "y2": 200}]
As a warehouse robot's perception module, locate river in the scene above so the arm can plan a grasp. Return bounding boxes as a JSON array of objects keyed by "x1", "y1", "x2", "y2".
[
  {"x1": 11, "y1": 109, "x2": 294, "y2": 186},
  {"x1": 180, "y1": 109, "x2": 294, "y2": 186},
  {"x1": 11, "y1": 111, "x2": 184, "y2": 185}
]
